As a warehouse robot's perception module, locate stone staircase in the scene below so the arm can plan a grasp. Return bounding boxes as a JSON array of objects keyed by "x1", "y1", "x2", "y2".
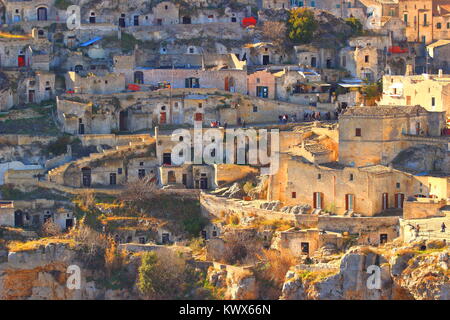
[{"x1": 47, "y1": 135, "x2": 154, "y2": 185}]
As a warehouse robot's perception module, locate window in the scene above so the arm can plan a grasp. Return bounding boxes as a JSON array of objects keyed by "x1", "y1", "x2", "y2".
[
  {"x1": 253, "y1": 106, "x2": 258, "y2": 112},
  {"x1": 365, "y1": 55, "x2": 369, "y2": 63},
  {"x1": 345, "y1": 194, "x2": 354, "y2": 211},
  {"x1": 292, "y1": 192, "x2": 296, "y2": 198},
  {"x1": 138, "y1": 169, "x2": 146, "y2": 178},
  {"x1": 117, "y1": 168, "x2": 122, "y2": 174},
  {"x1": 432, "y1": 97, "x2": 436, "y2": 107},
  {"x1": 317, "y1": 174, "x2": 321, "y2": 180},
  {"x1": 256, "y1": 86, "x2": 269, "y2": 98},
  {"x1": 355, "y1": 128, "x2": 361, "y2": 137},
  {"x1": 349, "y1": 174, "x2": 354, "y2": 181},
  {"x1": 437, "y1": 22, "x2": 442, "y2": 29},
  {"x1": 396, "y1": 182, "x2": 400, "y2": 189},
  {"x1": 140, "y1": 162, "x2": 144, "y2": 166}
]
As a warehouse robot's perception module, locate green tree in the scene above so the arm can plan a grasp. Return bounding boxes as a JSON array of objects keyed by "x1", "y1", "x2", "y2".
[
  {"x1": 137, "y1": 251, "x2": 188, "y2": 299},
  {"x1": 345, "y1": 18, "x2": 364, "y2": 36},
  {"x1": 287, "y1": 8, "x2": 318, "y2": 44}
]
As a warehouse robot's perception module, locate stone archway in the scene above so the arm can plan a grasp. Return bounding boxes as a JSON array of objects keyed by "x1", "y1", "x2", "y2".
[{"x1": 37, "y1": 7, "x2": 47, "y2": 21}]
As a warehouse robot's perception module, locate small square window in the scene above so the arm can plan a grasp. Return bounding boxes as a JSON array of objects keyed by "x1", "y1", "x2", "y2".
[
  {"x1": 253, "y1": 106, "x2": 258, "y2": 112},
  {"x1": 355, "y1": 128, "x2": 362, "y2": 137},
  {"x1": 292, "y1": 192, "x2": 296, "y2": 198},
  {"x1": 396, "y1": 183, "x2": 400, "y2": 189},
  {"x1": 140, "y1": 162, "x2": 144, "y2": 166},
  {"x1": 118, "y1": 168, "x2": 122, "y2": 174},
  {"x1": 350, "y1": 174, "x2": 354, "y2": 181},
  {"x1": 318, "y1": 174, "x2": 321, "y2": 180}
]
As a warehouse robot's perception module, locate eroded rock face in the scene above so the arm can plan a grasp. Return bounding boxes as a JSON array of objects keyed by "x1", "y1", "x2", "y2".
[
  {"x1": 0, "y1": 243, "x2": 132, "y2": 300},
  {"x1": 206, "y1": 265, "x2": 258, "y2": 300},
  {"x1": 392, "y1": 145, "x2": 447, "y2": 172},
  {"x1": 281, "y1": 242, "x2": 450, "y2": 300}
]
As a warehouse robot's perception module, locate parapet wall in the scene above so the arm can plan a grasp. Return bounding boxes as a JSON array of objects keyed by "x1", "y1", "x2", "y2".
[{"x1": 318, "y1": 216, "x2": 400, "y2": 234}]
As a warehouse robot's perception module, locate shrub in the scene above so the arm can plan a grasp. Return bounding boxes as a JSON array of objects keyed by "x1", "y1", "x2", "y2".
[
  {"x1": 45, "y1": 136, "x2": 72, "y2": 156},
  {"x1": 255, "y1": 249, "x2": 297, "y2": 299}
]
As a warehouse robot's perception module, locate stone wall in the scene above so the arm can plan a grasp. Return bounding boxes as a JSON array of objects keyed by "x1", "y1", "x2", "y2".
[{"x1": 403, "y1": 199, "x2": 447, "y2": 220}]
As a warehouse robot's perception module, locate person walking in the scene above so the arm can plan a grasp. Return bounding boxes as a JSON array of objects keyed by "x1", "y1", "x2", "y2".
[{"x1": 442, "y1": 222, "x2": 447, "y2": 233}]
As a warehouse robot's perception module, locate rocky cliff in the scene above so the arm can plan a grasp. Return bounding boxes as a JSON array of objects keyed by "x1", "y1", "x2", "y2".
[
  {"x1": 281, "y1": 240, "x2": 449, "y2": 300},
  {"x1": 0, "y1": 243, "x2": 137, "y2": 300}
]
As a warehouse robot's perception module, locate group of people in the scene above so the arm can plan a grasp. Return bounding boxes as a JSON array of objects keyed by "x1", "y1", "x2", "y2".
[
  {"x1": 302, "y1": 111, "x2": 336, "y2": 122},
  {"x1": 210, "y1": 121, "x2": 221, "y2": 128},
  {"x1": 411, "y1": 222, "x2": 447, "y2": 238},
  {"x1": 278, "y1": 114, "x2": 297, "y2": 124}
]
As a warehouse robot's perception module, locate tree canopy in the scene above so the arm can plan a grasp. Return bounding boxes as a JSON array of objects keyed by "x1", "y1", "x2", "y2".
[
  {"x1": 345, "y1": 18, "x2": 364, "y2": 36},
  {"x1": 287, "y1": 8, "x2": 318, "y2": 44}
]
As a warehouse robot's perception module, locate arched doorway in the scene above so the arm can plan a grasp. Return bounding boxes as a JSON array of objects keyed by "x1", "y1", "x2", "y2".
[
  {"x1": 81, "y1": 167, "x2": 91, "y2": 187},
  {"x1": 37, "y1": 7, "x2": 47, "y2": 21},
  {"x1": 134, "y1": 71, "x2": 144, "y2": 84},
  {"x1": 74, "y1": 65, "x2": 83, "y2": 73}
]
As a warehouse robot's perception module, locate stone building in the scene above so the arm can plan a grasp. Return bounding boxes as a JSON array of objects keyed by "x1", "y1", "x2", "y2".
[
  {"x1": 18, "y1": 71, "x2": 55, "y2": 104},
  {"x1": 0, "y1": 199, "x2": 75, "y2": 231},
  {"x1": 269, "y1": 154, "x2": 424, "y2": 216},
  {"x1": 294, "y1": 45, "x2": 338, "y2": 70},
  {"x1": 48, "y1": 144, "x2": 158, "y2": 188},
  {"x1": 398, "y1": 0, "x2": 450, "y2": 44},
  {"x1": 426, "y1": 40, "x2": 450, "y2": 74},
  {"x1": 4, "y1": 0, "x2": 57, "y2": 23},
  {"x1": 65, "y1": 72, "x2": 126, "y2": 95},
  {"x1": 278, "y1": 228, "x2": 343, "y2": 256},
  {"x1": 379, "y1": 73, "x2": 450, "y2": 113},
  {"x1": 339, "y1": 105, "x2": 445, "y2": 167},
  {"x1": 262, "y1": 0, "x2": 290, "y2": 9},
  {"x1": 247, "y1": 69, "x2": 278, "y2": 99},
  {"x1": 0, "y1": 201, "x2": 14, "y2": 227}
]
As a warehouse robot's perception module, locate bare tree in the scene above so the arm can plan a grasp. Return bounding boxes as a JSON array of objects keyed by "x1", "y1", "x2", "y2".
[
  {"x1": 41, "y1": 219, "x2": 62, "y2": 237},
  {"x1": 119, "y1": 178, "x2": 159, "y2": 203},
  {"x1": 221, "y1": 231, "x2": 262, "y2": 265},
  {"x1": 261, "y1": 21, "x2": 287, "y2": 48},
  {"x1": 78, "y1": 190, "x2": 96, "y2": 209}
]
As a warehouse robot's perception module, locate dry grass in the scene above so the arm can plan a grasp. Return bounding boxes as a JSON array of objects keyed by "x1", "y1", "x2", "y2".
[
  {"x1": 251, "y1": 217, "x2": 295, "y2": 231},
  {"x1": 8, "y1": 238, "x2": 77, "y2": 252},
  {"x1": 296, "y1": 269, "x2": 338, "y2": 284}
]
